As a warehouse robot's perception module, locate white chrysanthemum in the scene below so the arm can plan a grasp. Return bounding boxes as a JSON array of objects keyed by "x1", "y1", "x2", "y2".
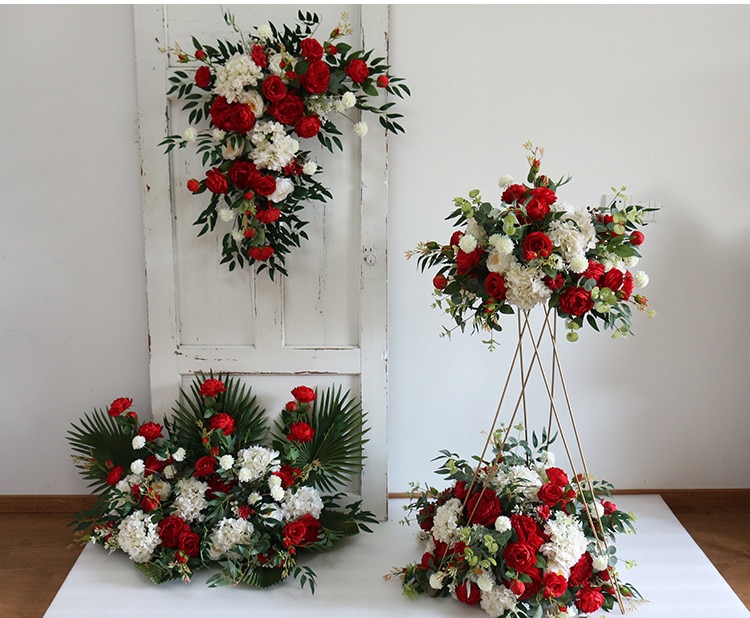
[
  {"x1": 569, "y1": 254, "x2": 588, "y2": 274},
  {"x1": 250, "y1": 121, "x2": 300, "y2": 171},
  {"x1": 302, "y1": 160, "x2": 318, "y2": 175},
  {"x1": 208, "y1": 517, "x2": 255, "y2": 560},
  {"x1": 477, "y1": 571, "x2": 494, "y2": 592},
  {"x1": 458, "y1": 233, "x2": 478, "y2": 253},
  {"x1": 247, "y1": 492, "x2": 262, "y2": 505},
  {"x1": 173, "y1": 477, "x2": 208, "y2": 522},
  {"x1": 480, "y1": 583, "x2": 517, "y2": 618},
  {"x1": 541, "y1": 512, "x2": 588, "y2": 573},
  {"x1": 172, "y1": 447, "x2": 186, "y2": 462},
  {"x1": 432, "y1": 498, "x2": 462, "y2": 544},
  {"x1": 131, "y1": 436, "x2": 146, "y2": 450},
  {"x1": 130, "y1": 459, "x2": 145, "y2": 475},
  {"x1": 429, "y1": 571, "x2": 447, "y2": 590},
  {"x1": 183, "y1": 127, "x2": 197, "y2": 142},
  {"x1": 341, "y1": 91, "x2": 357, "y2": 108},
  {"x1": 494, "y1": 515, "x2": 511, "y2": 533},
  {"x1": 504, "y1": 264, "x2": 552, "y2": 310},
  {"x1": 281, "y1": 486, "x2": 324, "y2": 521},
  {"x1": 270, "y1": 485, "x2": 285, "y2": 502},
  {"x1": 494, "y1": 464, "x2": 543, "y2": 501},
  {"x1": 117, "y1": 511, "x2": 159, "y2": 563},
  {"x1": 353, "y1": 121, "x2": 368, "y2": 137},
  {"x1": 212, "y1": 129, "x2": 226, "y2": 143},
  {"x1": 218, "y1": 207, "x2": 235, "y2": 222},
  {"x1": 592, "y1": 553, "x2": 609, "y2": 572},
  {"x1": 256, "y1": 24, "x2": 273, "y2": 40},
  {"x1": 219, "y1": 454, "x2": 235, "y2": 471},
  {"x1": 236, "y1": 446, "x2": 280, "y2": 483},
  {"x1": 214, "y1": 53, "x2": 263, "y2": 104},
  {"x1": 489, "y1": 234, "x2": 514, "y2": 256},
  {"x1": 498, "y1": 174, "x2": 514, "y2": 188},
  {"x1": 635, "y1": 270, "x2": 649, "y2": 288},
  {"x1": 269, "y1": 177, "x2": 294, "y2": 203}
]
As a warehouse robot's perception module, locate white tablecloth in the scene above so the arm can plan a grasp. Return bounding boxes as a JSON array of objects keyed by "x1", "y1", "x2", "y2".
[{"x1": 45, "y1": 495, "x2": 748, "y2": 617}]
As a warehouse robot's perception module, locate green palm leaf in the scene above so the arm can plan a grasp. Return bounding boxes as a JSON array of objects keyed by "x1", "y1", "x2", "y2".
[
  {"x1": 275, "y1": 385, "x2": 369, "y2": 493},
  {"x1": 66, "y1": 409, "x2": 135, "y2": 494}
]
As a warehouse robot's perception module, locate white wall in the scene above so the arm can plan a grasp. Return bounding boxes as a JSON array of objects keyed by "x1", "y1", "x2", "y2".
[{"x1": 1, "y1": 5, "x2": 748, "y2": 495}]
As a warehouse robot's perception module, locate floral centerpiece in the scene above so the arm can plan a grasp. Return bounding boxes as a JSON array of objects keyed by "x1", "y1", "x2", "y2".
[
  {"x1": 409, "y1": 142, "x2": 656, "y2": 348},
  {"x1": 161, "y1": 10, "x2": 409, "y2": 279},
  {"x1": 67, "y1": 375, "x2": 374, "y2": 591},
  {"x1": 388, "y1": 428, "x2": 642, "y2": 617}
]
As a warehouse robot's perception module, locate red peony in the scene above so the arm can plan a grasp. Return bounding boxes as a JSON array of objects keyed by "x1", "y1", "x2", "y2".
[
  {"x1": 248, "y1": 246, "x2": 275, "y2": 261},
  {"x1": 576, "y1": 585, "x2": 605, "y2": 614},
  {"x1": 345, "y1": 58, "x2": 370, "y2": 84},
  {"x1": 525, "y1": 196, "x2": 551, "y2": 221},
  {"x1": 252, "y1": 174, "x2": 277, "y2": 197},
  {"x1": 537, "y1": 482, "x2": 564, "y2": 506},
  {"x1": 298, "y1": 513, "x2": 321, "y2": 546},
  {"x1": 178, "y1": 530, "x2": 201, "y2": 557},
  {"x1": 582, "y1": 259, "x2": 605, "y2": 282},
  {"x1": 546, "y1": 467, "x2": 569, "y2": 487},
  {"x1": 108, "y1": 397, "x2": 132, "y2": 417},
  {"x1": 599, "y1": 268, "x2": 624, "y2": 291},
  {"x1": 205, "y1": 168, "x2": 228, "y2": 194},
  {"x1": 291, "y1": 385, "x2": 316, "y2": 403},
  {"x1": 186, "y1": 178, "x2": 201, "y2": 193},
  {"x1": 456, "y1": 247, "x2": 483, "y2": 275},
  {"x1": 569, "y1": 552, "x2": 594, "y2": 586},
  {"x1": 269, "y1": 93, "x2": 305, "y2": 125},
  {"x1": 261, "y1": 75, "x2": 287, "y2": 102},
  {"x1": 210, "y1": 96, "x2": 256, "y2": 133},
  {"x1": 300, "y1": 38, "x2": 324, "y2": 61},
  {"x1": 558, "y1": 286, "x2": 594, "y2": 317},
  {"x1": 144, "y1": 454, "x2": 168, "y2": 476},
  {"x1": 502, "y1": 183, "x2": 527, "y2": 204},
  {"x1": 208, "y1": 412, "x2": 236, "y2": 436},
  {"x1": 433, "y1": 273, "x2": 447, "y2": 290},
  {"x1": 484, "y1": 272, "x2": 507, "y2": 300},
  {"x1": 510, "y1": 514, "x2": 546, "y2": 550},
  {"x1": 456, "y1": 581, "x2": 481, "y2": 606},
  {"x1": 286, "y1": 421, "x2": 315, "y2": 443},
  {"x1": 194, "y1": 455, "x2": 216, "y2": 478},
  {"x1": 295, "y1": 114, "x2": 322, "y2": 139},
  {"x1": 274, "y1": 464, "x2": 301, "y2": 488},
  {"x1": 282, "y1": 519, "x2": 307, "y2": 548},
  {"x1": 140, "y1": 495, "x2": 160, "y2": 512},
  {"x1": 194, "y1": 65, "x2": 211, "y2": 89},
  {"x1": 522, "y1": 231, "x2": 552, "y2": 260},
  {"x1": 620, "y1": 271, "x2": 634, "y2": 301},
  {"x1": 199, "y1": 378, "x2": 226, "y2": 398},
  {"x1": 137, "y1": 421, "x2": 163, "y2": 442},
  {"x1": 228, "y1": 160, "x2": 259, "y2": 190},
  {"x1": 303, "y1": 60, "x2": 331, "y2": 94},
  {"x1": 158, "y1": 515, "x2": 188, "y2": 548},
  {"x1": 543, "y1": 572, "x2": 568, "y2": 599},
  {"x1": 503, "y1": 541, "x2": 537, "y2": 573},
  {"x1": 465, "y1": 488, "x2": 502, "y2": 527}
]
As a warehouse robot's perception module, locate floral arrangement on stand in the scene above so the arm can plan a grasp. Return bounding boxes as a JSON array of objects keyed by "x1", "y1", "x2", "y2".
[
  {"x1": 408, "y1": 142, "x2": 657, "y2": 348},
  {"x1": 161, "y1": 10, "x2": 409, "y2": 279},
  {"x1": 67, "y1": 375, "x2": 374, "y2": 591},
  {"x1": 388, "y1": 428, "x2": 642, "y2": 617}
]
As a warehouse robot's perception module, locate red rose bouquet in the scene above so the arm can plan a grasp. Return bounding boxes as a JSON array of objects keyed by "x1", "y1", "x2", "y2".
[
  {"x1": 67, "y1": 375, "x2": 373, "y2": 591},
  {"x1": 161, "y1": 10, "x2": 409, "y2": 279},
  {"x1": 409, "y1": 143, "x2": 657, "y2": 348},
  {"x1": 388, "y1": 429, "x2": 642, "y2": 617}
]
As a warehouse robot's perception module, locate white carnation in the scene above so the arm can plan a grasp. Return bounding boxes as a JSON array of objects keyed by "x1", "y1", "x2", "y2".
[
  {"x1": 208, "y1": 517, "x2": 255, "y2": 560},
  {"x1": 635, "y1": 270, "x2": 649, "y2": 288},
  {"x1": 131, "y1": 436, "x2": 146, "y2": 450},
  {"x1": 494, "y1": 515, "x2": 511, "y2": 533},
  {"x1": 130, "y1": 459, "x2": 145, "y2": 476},
  {"x1": 429, "y1": 572, "x2": 447, "y2": 590},
  {"x1": 458, "y1": 233, "x2": 478, "y2": 253},
  {"x1": 117, "y1": 511, "x2": 159, "y2": 563},
  {"x1": 353, "y1": 121, "x2": 368, "y2": 137},
  {"x1": 172, "y1": 447, "x2": 186, "y2": 462},
  {"x1": 281, "y1": 486, "x2": 324, "y2": 521},
  {"x1": 341, "y1": 91, "x2": 357, "y2": 108},
  {"x1": 489, "y1": 234, "x2": 514, "y2": 256},
  {"x1": 270, "y1": 485, "x2": 285, "y2": 502},
  {"x1": 183, "y1": 127, "x2": 197, "y2": 142}
]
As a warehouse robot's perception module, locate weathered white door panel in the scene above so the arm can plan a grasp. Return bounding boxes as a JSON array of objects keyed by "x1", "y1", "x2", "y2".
[{"x1": 134, "y1": 4, "x2": 389, "y2": 517}]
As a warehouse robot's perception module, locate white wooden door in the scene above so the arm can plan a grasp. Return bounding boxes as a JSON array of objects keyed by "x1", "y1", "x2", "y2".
[{"x1": 133, "y1": 5, "x2": 389, "y2": 518}]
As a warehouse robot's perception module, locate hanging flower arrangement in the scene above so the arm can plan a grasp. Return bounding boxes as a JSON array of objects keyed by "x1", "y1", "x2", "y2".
[{"x1": 161, "y1": 10, "x2": 409, "y2": 279}]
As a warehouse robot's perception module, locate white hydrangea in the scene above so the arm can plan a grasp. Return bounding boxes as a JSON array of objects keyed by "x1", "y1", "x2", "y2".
[
  {"x1": 353, "y1": 121, "x2": 368, "y2": 137},
  {"x1": 172, "y1": 477, "x2": 208, "y2": 522},
  {"x1": 250, "y1": 121, "x2": 299, "y2": 171},
  {"x1": 214, "y1": 52, "x2": 263, "y2": 104},
  {"x1": 635, "y1": 270, "x2": 649, "y2": 288},
  {"x1": 236, "y1": 446, "x2": 280, "y2": 483},
  {"x1": 458, "y1": 233, "x2": 478, "y2": 254},
  {"x1": 548, "y1": 214, "x2": 595, "y2": 262},
  {"x1": 432, "y1": 498, "x2": 462, "y2": 544},
  {"x1": 131, "y1": 436, "x2": 146, "y2": 450},
  {"x1": 494, "y1": 464, "x2": 543, "y2": 501},
  {"x1": 504, "y1": 264, "x2": 552, "y2": 311},
  {"x1": 207, "y1": 517, "x2": 255, "y2": 560},
  {"x1": 268, "y1": 177, "x2": 294, "y2": 203},
  {"x1": 117, "y1": 510, "x2": 160, "y2": 563},
  {"x1": 281, "y1": 486, "x2": 324, "y2": 521},
  {"x1": 541, "y1": 512, "x2": 588, "y2": 574},
  {"x1": 479, "y1": 582, "x2": 517, "y2": 618}
]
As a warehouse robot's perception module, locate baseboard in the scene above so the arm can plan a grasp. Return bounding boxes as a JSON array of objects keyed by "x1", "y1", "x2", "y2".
[{"x1": 0, "y1": 495, "x2": 96, "y2": 513}]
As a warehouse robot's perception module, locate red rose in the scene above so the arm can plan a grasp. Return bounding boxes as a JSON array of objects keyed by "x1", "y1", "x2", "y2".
[
  {"x1": 199, "y1": 378, "x2": 226, "y2": 398},
  {"x1": 282, "y1": 520, "x2": 307, "y2": 547},
  {"x1": 286, "y1": 421, "x2": 315, "y2": 443},
  {"x1": 510, "y1": 514, "x2": 546, "y2": 550},
  {"x1": 377, "y1": 74, "x2": 389, "y2": 88},
  {"x1": 503, "y1": 541, "x2": 537, "y2": 572},
  {"x1": 209, "y1": 412, "x2": 236, "y2": 435},
  {"x1": 300, "y1": 38, "x2": 324, "y2": 61},
  {"x1": 251, "y1": 44, "x2": 267, "y2": 68},
  {"x1": 256, "y1": 206, "x2": 281, "y2": 224},
  {"x1": 630, "y1": 230, "x2": 645, "y2": 245},
  {"x1": 456, "y1": 247, "x2": 483, "y2": 275},
  {"x1": 141, "y1": 495, "x2": 160, "y2": 512},
  {"x1": 601, "y1": 499, "x2": 617, "y2": 515},
  {"x1": 453, "y1": 481, "x2": 469, "y2": 500},
  {"x1": 261, "y1": 75, "x2": 287, "y2": 102},
  {"x1": 532, "y1": 186, "x2": 557, "y2": 205},
  {"x1": 558, "y1": 286, "x2": 594, "y2": 317},
  {"x1": 205, "y1": 168, "x2": 228, "y2": 194},
  {"x1": 186, "y1": 178, "x2": 201, "y2": 193},
  {"x1": 178, "y1": 530, "x2": 201, "y2": 557},
  {"x1": 465, "y1": 489, "x2": 502, "y2": 527},
  {"x1": 210, "y1": 96, "x2": 256, "y2": 133},
  {"x1": 228, "y1": 160, "x2": 258, "y2": 190},
  {"x1": 194, "y1": 65, "x2": 211, "y2": 89},
  {"x1": 206, "y1": 475, "x2": 236, "y2": 500},
  {"x1": 582, "y1": 259, "x2": 605, "y2": 282},
  {"x1": 274, "y1": 465, "x2": 301, "y2": 488},
  {"x1": 108, "y1": 397, "x2": 132, "y2": 417},
  {"x1": 252, "y1": 174, "x2": 277, "y2": 197},
  {"x1": 508, "y1": 578, "x2": 525, "y2": 597},
  {"x1": 543, "y1": 572, "x2": 568, "y2": 599},
  {"x1": 291, "y1": 385, "x2": 316, "y2": 403},
  {"x1": 248, "y1": 246, "x2": 275, "y2": 261},
  {"x1": 194, "y1": 455, "x2": 216, "y2": 478},
  {"x1": 576, "y1": 586, "x2": 605, "y2": 614},
  {"x1": 455, "y1": 581, "x2": 481, "y2": 606},
  {"x1": 285, "y1": 400, "x2": 298, "y2": 412},
  {"x1": 298, "y1": 513, "x2": 321, "y2": 546},
  {"x1": 484, "y1": 272, "x2": 507, "y2": 300},
  {"x1": 525, "y1": 196, "x2": 550, "y2": 221},
  {"x1": 522, "y1": 231, "x2": 552, "y2": 260},
  {"x1": 194, "y1": 50, "x2": 207, "y2": 61},
  {"x1": 433, "y1": 273, "x2": 448, "y2": 290},
  {"x1": 538, "y1": 482, "x2": 564, "y2": 506},
  {"x1": 303, "y1": 60, "x2": 331, "y2": 94},
  {"x1": 546, "y1": 467, "x2": 569, "y2": 487},
  {"x1": 502, "y1": 184, "x2": 527, "y2": 204},
  {"x1": 569, "y1": 552, "x2": 593, "y2": 586},
  {"x1": 137, "y1": 421, "x2": 163, "y2": 442},
  {"x1": 269, "y1": 93, "x2": 305, "y2": 125},
  {"x1": 599, "y1": 268, "x2": 624, "y2": 291},
  {"x1": 144, "y1": 454, "x2": 168, "y2": 476},
  {"x1": 106, "y1": 465, "x2": 124, "y2": 486},
  {"x1": 158, "y1": 515, "x2": 188, "y2": 548},
  {"x1": 295, "y1": 114, "x2": 322, "y2": 139},
  {"x1": 345, "y1": 58, "x2": 370, "y2": 84}
]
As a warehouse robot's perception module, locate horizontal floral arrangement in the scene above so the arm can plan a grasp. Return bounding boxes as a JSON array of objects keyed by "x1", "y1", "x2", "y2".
[
  {"x1": 161, "y1": 10, "x2": 409, "y2": 279},
  {"x1": 389, "y1": 428, "x2": 642, "y2": 617},
  {"x1": 409, "y1": 143, "x2": 657, "y2": 348},
  {"x1": 67, "y1": 375, "x2": 374, "y2": 591}
]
